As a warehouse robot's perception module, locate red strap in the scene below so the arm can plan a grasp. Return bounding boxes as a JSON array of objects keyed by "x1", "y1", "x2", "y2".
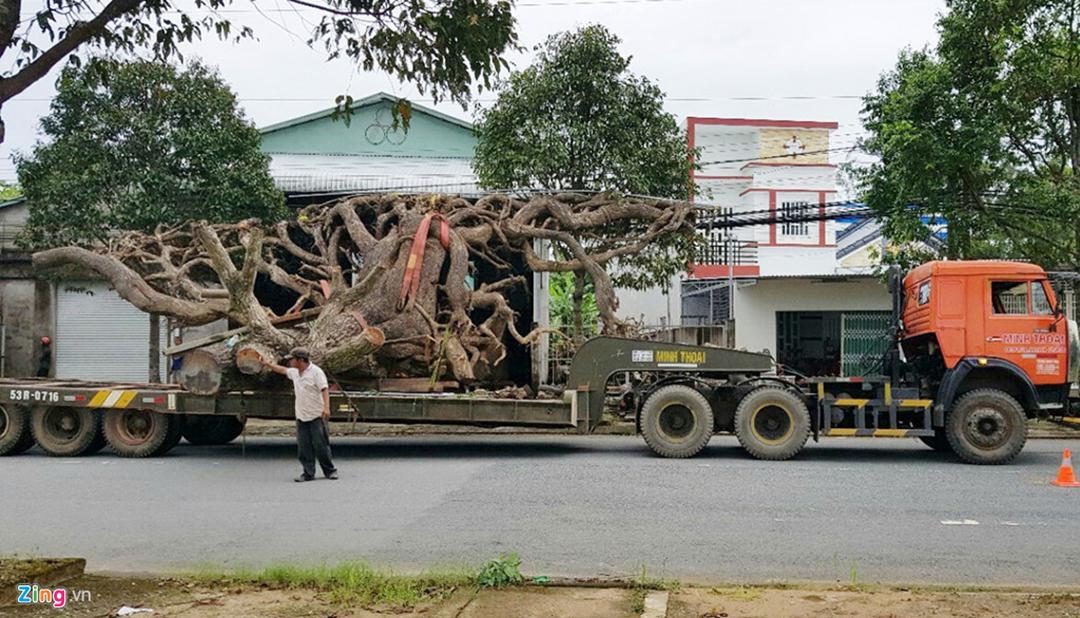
[{"x1": 397, "y1": 213, "x2": 450, "y2": 311}]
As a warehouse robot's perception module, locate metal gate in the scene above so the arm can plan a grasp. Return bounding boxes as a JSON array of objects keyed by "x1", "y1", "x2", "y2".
[
  {"x1": 840, "y1": 312, "x2": 892, "y2": 377},
  {"x1": 55, "y1": 281, "x2": 164, "y2": 382}
]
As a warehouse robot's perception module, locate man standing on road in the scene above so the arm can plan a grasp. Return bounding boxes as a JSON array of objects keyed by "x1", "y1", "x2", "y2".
[{"x1": 260, "y1": 347, "x2": 339, "y2": 482}]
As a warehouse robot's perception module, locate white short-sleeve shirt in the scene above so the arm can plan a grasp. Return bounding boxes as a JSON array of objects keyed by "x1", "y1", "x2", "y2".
[{"x1": 285, "y1": 363, "x2": 329, "y2": 422}]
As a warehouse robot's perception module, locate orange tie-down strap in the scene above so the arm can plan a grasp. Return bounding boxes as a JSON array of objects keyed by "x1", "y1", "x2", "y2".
[{"x1": 397, "y1": 212, "x2": 450, "y2": 311}]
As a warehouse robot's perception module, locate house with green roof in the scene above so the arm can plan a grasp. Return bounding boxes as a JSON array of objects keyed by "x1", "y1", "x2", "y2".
[{"x1": 258, "y1": 92, "x2": 480, "y2": 201}]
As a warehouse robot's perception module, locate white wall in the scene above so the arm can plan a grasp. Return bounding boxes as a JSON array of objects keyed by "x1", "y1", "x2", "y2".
[
  {"x1": 615, "y1": 275, "x2": 682, "y2": 326},
  {"x1": 732, "y1": 277, "x2": 890, "y2": 354},
  {"x1": 757, "y1": 246, "x2": 839, "y2": 277}
]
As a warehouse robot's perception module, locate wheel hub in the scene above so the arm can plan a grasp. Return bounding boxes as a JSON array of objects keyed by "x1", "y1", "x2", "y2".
[
  {"x1": 0, "y1": 406, "x2": 8, "y2": 438},
  {"x1": 46, "y1": 409, "x2": 81, "y2": 442},
  {"x1": 658, "y1": 404, "x2": 695, "y2": 440},
  {"x1": 119, "y1": 411, "x2": 154, "y2": 444},
  {"x1": 753, "y1": 405, "x2": 793, "y2": 443},
  {"x1": 965, "y1": 408, "x2": 1008, "y2": 449}
]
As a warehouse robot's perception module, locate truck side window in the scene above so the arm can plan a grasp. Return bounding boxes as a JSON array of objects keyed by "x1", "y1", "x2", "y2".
[
  {"x1": 1031, "y1": 282, "x2": 1053, "y2": 315},
  {"x1": 991, "y1": 281, "x2": 1028, "y2": 315}
]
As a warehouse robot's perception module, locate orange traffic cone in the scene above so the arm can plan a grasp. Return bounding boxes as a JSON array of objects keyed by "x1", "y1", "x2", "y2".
[{"x1": 1051, "y1": 449, "x2": 1080, "y2": 487}]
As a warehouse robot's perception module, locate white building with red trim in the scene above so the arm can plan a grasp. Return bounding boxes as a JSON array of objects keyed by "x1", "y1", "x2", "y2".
[{"x1": 688, "y1": 117, "x2": 842, "y2": 279}]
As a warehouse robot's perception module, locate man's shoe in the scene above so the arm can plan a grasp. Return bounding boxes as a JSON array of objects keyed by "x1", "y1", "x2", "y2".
[
  {"x1": 325, "y1": 471, "x2": 339, "y2": 480},
  {"x1": 294, "y1": 475, "x2": 315, "y2": 483}
]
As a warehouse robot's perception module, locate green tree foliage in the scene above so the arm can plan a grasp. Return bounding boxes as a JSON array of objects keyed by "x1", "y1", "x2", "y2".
[
  {"x1": 855, "y1": 0, "x2": 1079, "y2": 267},
  {"x1": 473, "y1": 25, "x2": 698, "y2": 290},
  {"x1": 0, "y1": 0, "x2": 518, "y2": 144},
  {"x1": 0, "y1": 181, "x2": 19, "y2": 200},
  {"x1": 16, "y1": 58, "x2": 285, "y2": 247},
  {"x1": 549, "y1": 271, "x2": 598, "y2": 333}
]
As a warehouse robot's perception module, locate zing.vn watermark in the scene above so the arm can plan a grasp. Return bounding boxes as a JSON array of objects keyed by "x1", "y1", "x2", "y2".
[{"x1": 16, "y1": 583, "x2": 92, "y2": 608}]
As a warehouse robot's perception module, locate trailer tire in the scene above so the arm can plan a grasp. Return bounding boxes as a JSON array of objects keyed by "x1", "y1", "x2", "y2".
[
  {"x1": 0, "y1": 404, "x2": 35, "y2": 456},
  {"x1": 182, "y1": 416, "x2": 245, "y2": 446},
  {"x1": 640, "y1": 385, "x2": 714, "y2": 458},
  {"x1": 153, "y1": 415, "x2": 185, "y2": 456},
  {"x1": 734, "y1": 386, "x2": 810, "y2": 461},
  {"x1": 103, "y1": 409, "x2": 170, "y2": 458},
  {"x1": 945, "y1": 389, "x2": 1026, "y2": 465},
  {"x1": 918, "y1": 429, "x2": 951, "y2": 452},
  {"x1": 30, "y1": 406, "x2": 101, "y2": 457},
  {"x1": 85, "y1": 424, "x2": 108, "y2": 455}
]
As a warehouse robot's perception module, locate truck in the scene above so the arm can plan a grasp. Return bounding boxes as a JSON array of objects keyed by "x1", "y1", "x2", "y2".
[{"x1": 0, "y1": 259, "x2": 1076, "y2": 464}]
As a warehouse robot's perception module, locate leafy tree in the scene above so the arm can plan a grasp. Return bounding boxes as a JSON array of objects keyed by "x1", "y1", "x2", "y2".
[
  {"x1": 16, "y1": 58, "x2": 285, "y2": 247},
  {"x1": 474, "y1": 24, "x2": 697, "y2": 334},
  {"x1": 0, "y1": 181, "x2": 19, "y2": 200},
  {"x1": 0, "y1": 0, "x2": 518, "y2": 144},
  {"x1": 474, "y1": 24, "x2": 692, "y2": 200},
  {"x1": 855, "y1": 0, "x2": 1079, "y2": 267}
]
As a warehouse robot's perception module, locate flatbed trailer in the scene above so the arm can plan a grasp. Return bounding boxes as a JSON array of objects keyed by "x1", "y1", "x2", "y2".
[
  {"x1": 0, "y1": 337, "x2": 779, "y2": 459},
  {"x1": 1, "y1": 327, "x2": 1073, "y2": 463}
]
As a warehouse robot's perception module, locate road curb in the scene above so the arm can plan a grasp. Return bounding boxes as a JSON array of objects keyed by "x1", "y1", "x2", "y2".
[{"x1": 641, "y1": 590, "x2": 669, "y2": 618}]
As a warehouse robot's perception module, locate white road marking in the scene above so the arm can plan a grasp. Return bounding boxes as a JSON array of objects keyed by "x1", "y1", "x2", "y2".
[{"x1": 940, "y1": 519, "x2": 980, "y2": 525}]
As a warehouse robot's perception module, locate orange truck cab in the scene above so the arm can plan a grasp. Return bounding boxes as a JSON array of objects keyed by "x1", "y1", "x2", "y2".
[{"x1": 894, "y1": 261, "x2": 1079, "y2": 459}]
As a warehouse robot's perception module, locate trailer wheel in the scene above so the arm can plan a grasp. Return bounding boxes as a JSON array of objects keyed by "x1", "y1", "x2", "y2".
[
  {"x1": 734, "y1": 386, "x2": 810, "y2": 461},
  {"x1": 30, "y1": 406, "x2": 101, "y2": 457},
  {"x1": 103, "y1": 409, "x2": 170, "y2": 458},
  {"x1": 945, "y1": 389, "x2": 1026, "y2": 465},
  {"x1": 918, "y1": 429, "x2": 951, "y2": 452},
  {"x1": 182, "y1": 416, "x2": 245, "y2": 446},
  {"x1": 153, "y1": 415, "x2": 185, "y2": 456},
  {"x1": 84, "y1": 425, "x2": 108, "y2": 455},
  {"x1": 0, "y1": 404, "x2": 35, "y2": 456},
  {"x1": 640, "y1": 385, "x2": 714, "y2": 458}
]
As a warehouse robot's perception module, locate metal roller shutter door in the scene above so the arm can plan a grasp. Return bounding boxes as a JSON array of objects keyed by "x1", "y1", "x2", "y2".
[{"x1": 55, "y1": 281, "x2": 162, "y2": 382}]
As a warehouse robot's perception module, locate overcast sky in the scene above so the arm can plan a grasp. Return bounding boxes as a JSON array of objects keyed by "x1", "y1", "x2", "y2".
[{"x1": 1, "y1": 0, "x2": 947, "y2": 183}]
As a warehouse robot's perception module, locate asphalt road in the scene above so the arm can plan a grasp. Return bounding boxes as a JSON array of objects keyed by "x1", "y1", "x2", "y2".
[{"x1": 1, "y1": 435, "x2": 1078, "y2": 586}]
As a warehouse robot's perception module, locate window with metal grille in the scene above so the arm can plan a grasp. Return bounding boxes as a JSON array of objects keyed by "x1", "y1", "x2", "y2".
[{"x1": 780, "y1": 201, "x2": 810, "y2": 236}]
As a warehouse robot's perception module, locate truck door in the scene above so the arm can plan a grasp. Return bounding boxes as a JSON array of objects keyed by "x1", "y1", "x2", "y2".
[{"x1": 985, "y1": 280, "x2": 1066, "y2": 385}]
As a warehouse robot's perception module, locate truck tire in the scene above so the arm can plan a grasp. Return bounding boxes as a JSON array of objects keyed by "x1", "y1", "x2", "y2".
[
  {"x1": 84, "y1": 424, "x2": 109, "y2": 455},
  {"x1": 30, "y1": 406, "x2": 101, "y2": 457},
  {"x1": 734, "y1": 386, "x2": 810, "y2": 461},
  {"x1": 182, "y1": 416, "x2": 245, "y2": 445},
  {"x1": 945, "y1": 389, "x2": 1026, "y2": 465},
  {"x1": 0, "y1": 404, "x2": 35, "y2": 456},
  {"x1": 153, "y1": 415, "x2": 185, "y2": 456},
  {"x1": 103, "y1": 409, "x2": 170, "y2": 458},
  {"x1": 918, "y1": 429, "x2": 951, "y2": 452},
  {"x1": 640, "y1": 385, "x2": 714, "y2": 458}
]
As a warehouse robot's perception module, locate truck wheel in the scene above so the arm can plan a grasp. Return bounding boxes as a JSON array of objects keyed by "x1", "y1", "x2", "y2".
[
  {"x1": 84, "y1": 425, "x2": 108, "y2": 455},
  {"x1": 640, "y1": 385, "x2": 714, "y2": 458},
  {"x1": 918, "y1": 429, "x2": 951, "y2": 452},
  {"x1": 30, "y1": 406, "x2": 101, "y2": 457},
  {"x1": 153, "y1": 415, "x2": 185, "y2": 456},
  {"x1": 103, "y1": 409, "x2": 170, "y2": 458},
  {"x1": 182, "y1": 416, "x2": 245, "y2": 445},
  {"x1": 945, "y1": 389, "x2": 1026, "y2": 465},
  {"x1": 734, "y1": 386, "x2": 810, "y2": 461},
  {"x1": 0, "y1": 404, "x2": 35, "y2": 456}
]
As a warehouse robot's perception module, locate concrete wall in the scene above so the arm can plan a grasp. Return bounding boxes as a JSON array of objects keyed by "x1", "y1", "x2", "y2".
[
  {"x1": 0, "y1": 258, "x2": 52, "y2": 377},
  {"x1": 732, "y1": 277, "x2": 890, "y2": 354},
  {"x1": 615, "y1": 277, "x2": 682, "y2": 327}
]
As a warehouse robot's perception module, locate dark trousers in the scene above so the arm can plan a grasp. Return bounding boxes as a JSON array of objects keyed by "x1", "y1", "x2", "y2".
[{"x1": 296, "y1": 418, "x2": 336, "y2": 478}]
